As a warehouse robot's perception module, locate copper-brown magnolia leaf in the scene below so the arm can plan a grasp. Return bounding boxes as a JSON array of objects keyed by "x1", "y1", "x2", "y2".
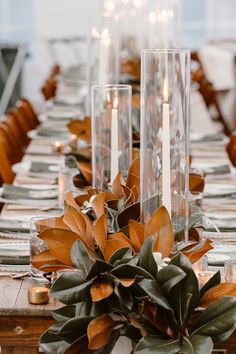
[
  {"x1": 90, "y1": 281, "x2": 113, "y2": 302},
  {"x1": 117, "y1": 202, "x2": 140, "y2": 229},
  {"x1": 77, "y1": 161, "x2": 92, "y2": 184},
  {"x1": 31, "y1": 249, "x2": 63, "y2": 271},
  {"x1": 112, "y1": 172, "x2": 125, "y2": 199},
  {"x1": 119, "y1": 278, "x2": 135, "y2": 287},
  {"x1": 63, "y1": 204, "x2": 94, "y2": 251},
  {"x1": 103, "y1": 239, "x2": 132, "y2": 261},
  {"x1": 121, "y1": 184, "x2": 135, "y2": 205},
  {"x1": 67, "y1": 116, "x2": 91, "y2": 141},
  {"x1": 189, "y1": 173, "x2": 205, "y2": 193},
  {"x1": 182, "y1": 239, "x2": 213, "y2": 263},
  {"x1": 87, "y1": 315, "x2": 115, "y2": 350},
  {"x1": 65, "y1": 191, "x2": 80, "y2": 211},
  {"x1": 91, "y1": 192, "x2": 106, "y2": 218},
  {"x1": 129, "y1": 220, "x2": 144, "y2": 252},
  {"x1": 39, "y1": 228, "x2": 81, "y2": 266},
  {"x1": 199, "y1": 283, "x2": 236, "y2": 307},
  {"x1": 126, "y1": 173, "x2": 140, "y2": 201},
  {"x1": 128, "y1": 156, "x2": 140, "y2": 179},
  {"x1": 65, "y1": 336, "x2": 93, "y2": 354},
  {"x1": 144, "y1": 206, "x2": 174, "y2": 258},
  {"x1": 75, "y1": 194, "x2": 90, "y2": 207},
  {"x1": 93, "y1": 214, "x2": 108, "y2": 252}
]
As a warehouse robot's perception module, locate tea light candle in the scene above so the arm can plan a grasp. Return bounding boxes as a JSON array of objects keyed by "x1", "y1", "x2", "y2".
[
  {"x1": 28, "y1": 287, "x2": 49, "y2": 305},
  {"x1": 53, "y1": 141, "x2": 64, "y2": 153}
]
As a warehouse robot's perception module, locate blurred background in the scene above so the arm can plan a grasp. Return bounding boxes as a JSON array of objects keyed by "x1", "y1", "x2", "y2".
[{"x1": 0, "y1": 0, "x2": 236, "y2": 130}]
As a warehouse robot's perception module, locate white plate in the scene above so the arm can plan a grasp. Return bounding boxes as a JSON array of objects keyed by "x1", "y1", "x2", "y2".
[
  {"x1": 207, "y1": 253, "x2": 231, "y2": 265},
  {"x1": 204, "y1": 184, "x2": 236, "y2": 197},
  {"x1": 27, "y1": 129, "x2": 70, "y2": 141}
]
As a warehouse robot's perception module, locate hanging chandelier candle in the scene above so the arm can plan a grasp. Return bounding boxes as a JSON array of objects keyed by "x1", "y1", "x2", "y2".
[
  {"x1": 92, "y1": 84, "x2": 132, "y2": 188},
  {"x1": 140, "y1": 49, "x2": 190, "y2": 242}
]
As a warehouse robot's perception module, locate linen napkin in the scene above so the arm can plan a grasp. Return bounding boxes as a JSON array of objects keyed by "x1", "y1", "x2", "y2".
[
  {"x1": 30, "y1": 161, "x2": 59, "y2": 173},
  {"x1": 2, "y1": 184, "x2": 58, "y2": 200},
  {"x1": 37, "y1": 126, "x2": 67, "y2": 137}
]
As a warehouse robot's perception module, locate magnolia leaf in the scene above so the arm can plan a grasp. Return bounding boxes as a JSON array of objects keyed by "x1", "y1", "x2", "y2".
[
  {"x1": 71, "y1": 240, "x2": 91, "y2": 275},
  {"x1": 31, "y1": 249, "x2": 63, "y2": 270},
  {"x1": 129, "y1": 220, "x2": 143, "y2": 252},
  {"x1": 157, "y1": 265, "x2": 186, "y2": 295},
  {"x1": 108, "y1": 232, "x2": 131, "y2": 243},
  {"x1": 128, "y1": 156, "x2": 140, "y2": 178},
  {"x1": 199, "y1": 283, "x2": 236, "y2": 307},
  {"x1": 144, "y1": 206, "x2": 174, "y2": 258},
  {"x1": 93, "y1": 214, "x2": 107, "y2": 253},
  {"x1": 90, "y1": 281, "x2": 113, "y2": 302},
  {"x1": 185, "y1": 335, "x2": 213, "y2": 354},
  {"x1": 126, "y1": 173, "x2": 140, "y2": 201},
  {"x1": 193, "y1": 297, "x2": 236, "y2": 339},
  {"x1": 139, "y1": 235, "x2": 157, "y2": 277},
  {"x1": 75, "y1": 194, "x2": 90, "y2": 207},
  {"x1": 182, "y1": 239, "x2": 213, "y2": 263},
  {"x1": 51, "y1": 271, "x2": 93, "y2": 304},
  {"x1": 87, "y1": 260, "x2": 113, "y2": 280},
  {"x1": 137, "y1": 279, "x2": 172, "y2": 310},
  {"x1": 65, "y1": 335, "x2": 93, "y2": 354},
  {"x1": 119, "y1": 278, "x2": 135, "y2": 287},
  {"x1": 40, "y1": 329, "x2": 70, "y2": 354},
  {"x1": 65, "y1": 191, "x2": 80, "y2": 211},
  {"x1": 52, "y1": 305, "x2": 76, "y2": 323},
  {"x1": 116, "y1": 202, "x2": 140, "y2": 229},
  {"x1": 36, "y1": 216, "x2": 69, "y2": 232},
  {"x1": 92, "y1": 192, "x2": 107, "y2": 218},
  {"x1": 112, "y1": 172, "x2": 125, "y2": 198},
  {"x1": 68, "y1": 116, "x2": 91, "y2": 140},
  {"x1": 63, "y1": 205, "x2": 94, "y2": 252},
  {"x1": 109, "y1": 247, "x2": 132, "y2": 265},
  {"x1": 78, "y1": 161, "x2": 92, "y2": 184},
  {"x1": 135, "y1": 337, "x2": 181, "y2": 354},
  {"x1": 39, "y1": 228, "x2": 82, "y2": 266},
  {"x1": 111, "y1": 264, "x2": 153, "y2": 280},
  {"x1": 189, "y1": 173, "x2": 205, "y2": 193},
  {"x1": 87, "y1": 314, "x2": 115, "y2": 350},
  {"x1": 200, "y1": 271, "x2": 221, "y2": 298},
  {"x1": 94, "y1": 331, "x2": 119, "y2": 354},
  {"x1": 40, "y1": 264, "x2": 73, "y2": 272},
  {"x1": 121, "y1": 184, "x2": 135, "y2": 204},
  {"x1": 129, "y1": 219, "x2": 144, "y2": 248},
  {"x1": 103, "y1": 238, "x2": 132, "y2": 262}
]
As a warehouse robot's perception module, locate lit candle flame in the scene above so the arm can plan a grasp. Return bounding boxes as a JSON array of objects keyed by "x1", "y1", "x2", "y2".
[
  {"x1": 163, "y1": 78, "x2": 168, "y2": 102},
  {"x1": 113, "y1": 96, "x2": 118, "y2": 109}
]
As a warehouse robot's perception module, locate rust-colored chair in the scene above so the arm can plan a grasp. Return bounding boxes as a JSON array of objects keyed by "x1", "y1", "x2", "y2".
[
  {"x1": 41, "y1": 75, "x2": 57, "y2": 101},
  {"x1": 0, "y1": 123, "x2": 22, "y2": 164},
  {"x1": 17, "y1": 98, "x2": 39, "y2": 130},
  {"x1": 5, "y1": 112, "x2": 29, "y2": 148},
  {"x1": 0, "y1": 130, "x2": 15, "y2": 183},
  {"x1": 7, "y1": 109, "x2": 31, "y2": 145}
]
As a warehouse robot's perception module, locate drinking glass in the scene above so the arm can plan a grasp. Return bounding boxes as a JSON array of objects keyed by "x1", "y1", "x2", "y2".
[{"x1": 30, "y1": 216, "x2": 55, "y2": 282}]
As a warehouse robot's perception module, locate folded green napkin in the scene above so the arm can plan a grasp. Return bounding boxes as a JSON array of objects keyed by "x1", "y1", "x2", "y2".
[
  {"x1": 191, "y1": 133, "x2": 226, "y2": 143},
  {"x1": 30, "y1": 161, "x2": 58, "y2": 173},
  {"x1": 204, "y1": 164, "x2": 231, "y2": 175},
  {"x1": 37, "y1": 126, "x2": 67, "y2": 137},
  {"x1": 2, "y1": 184, "x2": 58, "y2": 200},
  {"x1": 0, "y1": 219, "x2": 30, "y2": 233}
]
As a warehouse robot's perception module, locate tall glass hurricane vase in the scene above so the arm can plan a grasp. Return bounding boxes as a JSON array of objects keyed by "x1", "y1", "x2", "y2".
[
  {"x1": 92, "y1": 84, "x2": 132, "y2": 188},
  {"x1": 140, "y1": 49, "x2": 190, "y2": 242}
]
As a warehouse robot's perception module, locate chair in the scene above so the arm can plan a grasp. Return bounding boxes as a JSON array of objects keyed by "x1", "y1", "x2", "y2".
[
  {"x1": 17, "y1": 98, "x2": 39, "y2": 129},
  {"x1": 0, "y1": 129, "x2": 15, "y2": 183},
  {"x1": 41, "y1": 75, "x2": 57, "y2": 101},
  {"x1": 192, "y1": 67, "x2": 230, "y2": 136},
  {"x1": 5, "y1": 111, "x2": 30, "y2": 147},
  {"x1": 0, "y1": 123, "x2": 22, "y2": 163}
]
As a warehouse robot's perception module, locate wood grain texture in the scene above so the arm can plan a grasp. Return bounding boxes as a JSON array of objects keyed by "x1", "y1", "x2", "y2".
[
  {"x1": 1, "y1": 347, "x2": 38, "y2": 353},
  {"x1": 0, "y1": 316, "x2": 54, "y2": 347}
]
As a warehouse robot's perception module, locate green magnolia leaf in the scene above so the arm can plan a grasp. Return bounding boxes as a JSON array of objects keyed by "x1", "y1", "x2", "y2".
[
  {"x1": 51, "y1": 271, "x2": 94, "y2": 304},
  {"x1": 182, "y1": 335, "x2": 213, "y2": 354},
  {"x1": 52, "y1": 305, "x2": 76, "y2": 323},
  {"x1": 111, "y1": 264, "x2": 153, "y2": 280},
  {"x1": 139, "y1": 235, "x2": 158, "y2": 277},
  {"x1": 114, "y1": 283, "x2": 133, "y2": 311},
  {"x1": 157, "y1": 265, "x2": 186, "y2": 295},
  {"x1": 109, "y1": 248, "x2": 132, "y2": 265},
  {"x1": 170, "y1": 253, "x2": 199, "y2": 323},
  {"x1": 59, "y1": 316, "x2": 94, "y2": 338},
  {"x1": 65, "y1": 335, "x2": 93, "y2": 354},
  {"x1": 71, "y1": 240, "x2": 91, "y2": 275},
  {"x1": 193, "y1": 297, "x2": 236, "y2": 340},
  {"x1": 135, "y1": 337, "x2": 181, "y2": 354},
  {"x1": 94, "y1": 331, "x2": 119, "y2": 354},
  {"x1": 137, "y1": 279, "x2": 172, "y2": 310},
  {"x1": 119, "y1": 324, "x2": 141, "y2": 342},
  {"x1": 87, "y1": 260, "x2": 113, "y2": 280},
  {"x1": 40, "y1": 330, "x2": 70, "y2": 354},
  {"x1": 200, "y1": 271, "x2": 221, "y2": 298}
]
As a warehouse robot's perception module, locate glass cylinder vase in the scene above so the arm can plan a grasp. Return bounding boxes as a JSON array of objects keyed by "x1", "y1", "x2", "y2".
[
  {"x1": 92, "y1": 84, "x2": 132, "y2": 189},
  {"x1": 140, "y1": 49, "x2": 190, "y2": 242}
]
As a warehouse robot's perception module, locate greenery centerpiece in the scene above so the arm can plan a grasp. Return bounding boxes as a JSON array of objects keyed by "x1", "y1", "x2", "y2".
[{"x1": 31, "y1": 160, "x2": 236, "y2": 354}]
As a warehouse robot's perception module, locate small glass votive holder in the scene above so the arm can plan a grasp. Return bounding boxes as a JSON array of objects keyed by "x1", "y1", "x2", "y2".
[
  {"x1": 198, "y1": 271, "x2": 218, "y2": 288},
  {"x1": 192, "y1": 255, "x2": 208, "y2": 276},
  {"x1": 224, "y1": 259, "x2": 236, "y2": 283},
  {"x1": 58, "y1": 164, "x2": 73, "y2": 209},
  {"x1": 30, "y1": 216, "x2": 55, "y2": 282}
]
